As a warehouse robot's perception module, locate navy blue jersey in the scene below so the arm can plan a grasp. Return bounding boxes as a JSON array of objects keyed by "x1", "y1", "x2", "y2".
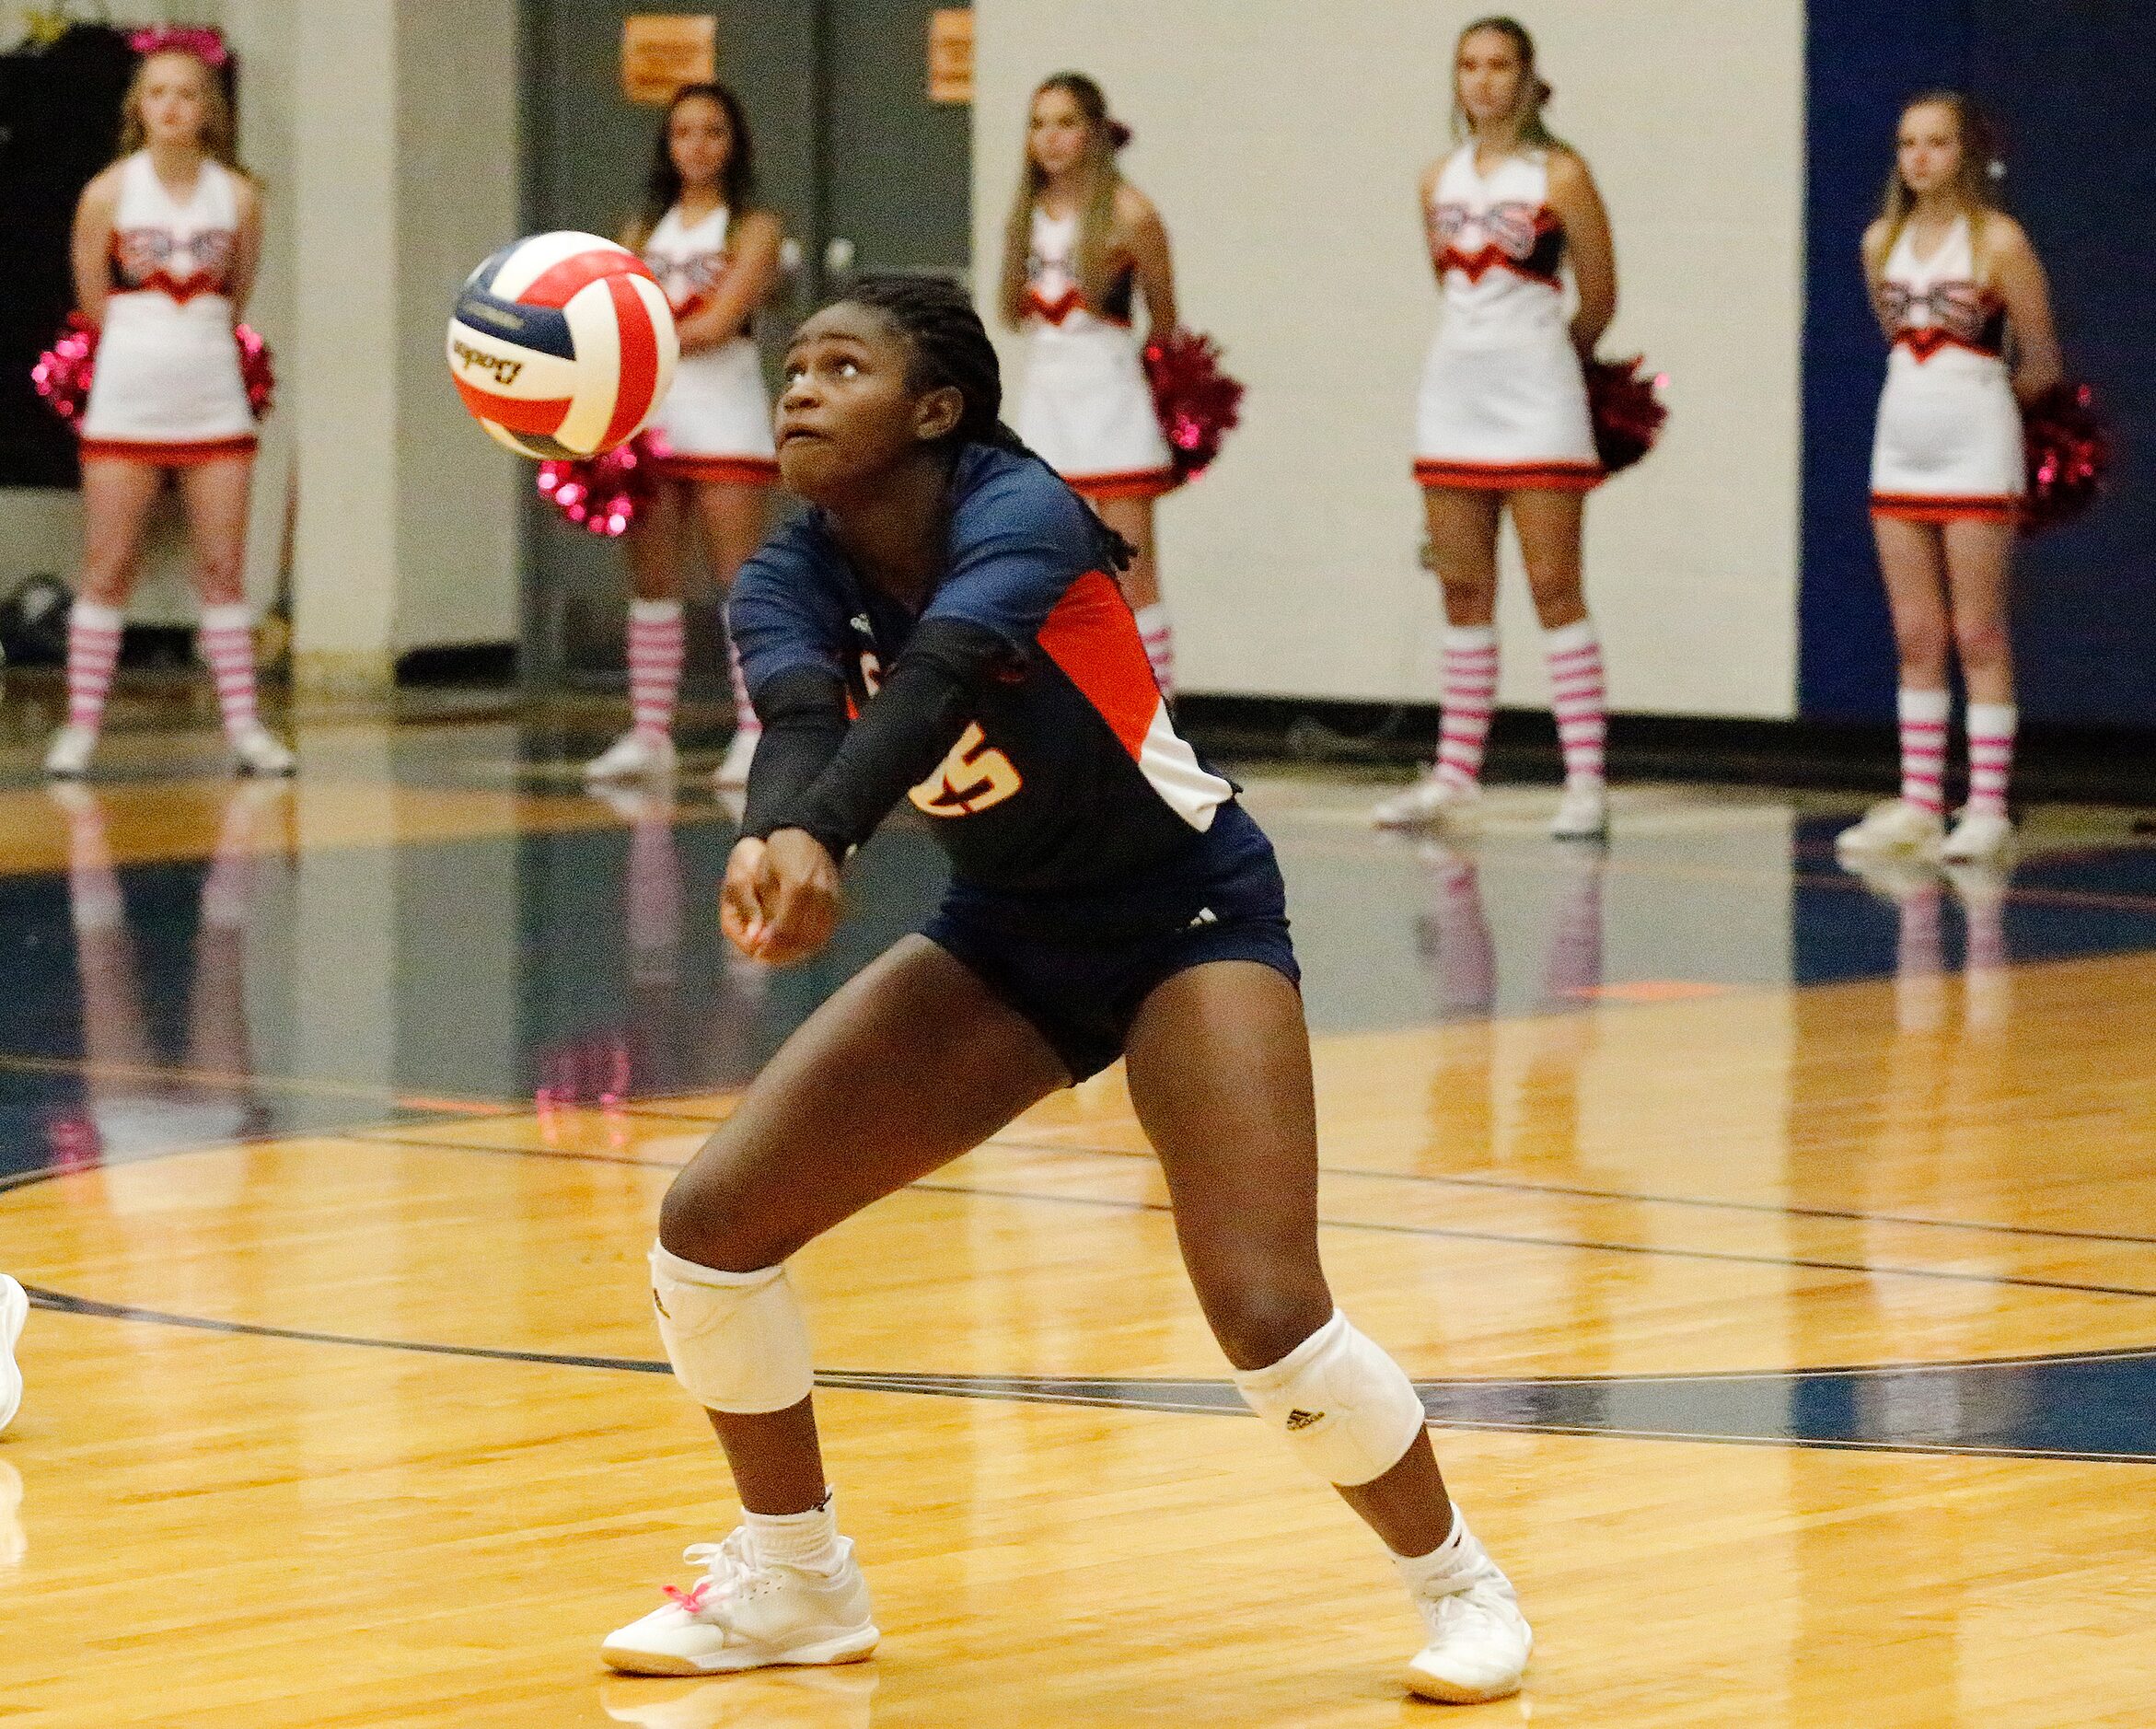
[{"x1": 729, "y1": 446, "x2": 1235, "y2": 895}]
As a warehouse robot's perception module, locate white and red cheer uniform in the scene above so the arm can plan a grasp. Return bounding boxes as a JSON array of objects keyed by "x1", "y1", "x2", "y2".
[
  {"x1": 1414, "y1": 145, "x2": 1600, "y2": 492},
  {"x1": 1011, "y1": 205, "x2": 1176, "y2": 501},
  {"x1": 77, "y1": 151, "x2": 255, "y2": 465},
  {"x1": 1870, "y1": 214, "x2": 2023, "y2": 524},
  {"x1": 641, "y1": 203, "x2": 779, "y2": 485}
]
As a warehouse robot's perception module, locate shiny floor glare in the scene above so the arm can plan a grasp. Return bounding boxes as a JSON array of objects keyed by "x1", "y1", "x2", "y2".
[{"x1": 0, "y1": 708, "x2": 2153, "y2": 1725}]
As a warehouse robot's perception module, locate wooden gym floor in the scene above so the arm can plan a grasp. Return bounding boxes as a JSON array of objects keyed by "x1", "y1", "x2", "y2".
[{"x1": 0, "y1": 702, "x2": 2152, "y2": 1726}]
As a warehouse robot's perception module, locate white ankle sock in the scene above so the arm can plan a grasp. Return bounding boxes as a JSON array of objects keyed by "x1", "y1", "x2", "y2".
[
  {"x1": 1392, "y1": 1504, "x2": 1484, "y2": 1594},
  {"x1": 745, "y1": 1491, "x2": 844, "y2": 1574}
]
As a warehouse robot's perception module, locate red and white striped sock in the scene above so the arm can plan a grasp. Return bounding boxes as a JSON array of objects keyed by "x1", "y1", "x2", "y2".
[
  {"x1": 1544, "y1": 619, "x2": 1606, "y2": 788},
  {"x1": 1434, "y1": 625, "x2": 1499, "y2": 791},
  {"x1": 64, "y1": 599, "x2": 125, "y2": 734},
  {"x1": 626, "y1": 598, "x2": 685, "y2": 741},
  {"x1": 1134, "y1": 602, "x2": 1175, "y2": 699},
  {"x1": 197, "y1": 604, "x2": 261, "y2": 739},
  {"x1": 726, "y1": 639, "x2": 760, "y2": 740},
  {"x1": 1897, "y1": 687, "x2": 1951, "y2": 815},
  {"x1": 1964, "y1": 702, "x2": 2016, "y2": 818}
]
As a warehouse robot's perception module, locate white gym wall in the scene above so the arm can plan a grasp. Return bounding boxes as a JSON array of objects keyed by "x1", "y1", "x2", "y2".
[{"x1": 972, "y1": 0, "x2": 1806, "y2": 719}]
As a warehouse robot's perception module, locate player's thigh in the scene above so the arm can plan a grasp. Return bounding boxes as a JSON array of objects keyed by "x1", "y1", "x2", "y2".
[
  {"x1": 662, "y1": 934, "x2": 1070, "y2": 1270},
  {"x1": 1123, "y1": 958, "x2": 1333, "y2": 1369}
]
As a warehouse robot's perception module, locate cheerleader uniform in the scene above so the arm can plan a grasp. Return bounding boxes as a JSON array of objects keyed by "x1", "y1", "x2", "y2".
[
  {"x1": 1869, "y1": 215, "x2": 2023, "y2": 524},
  {"x1": 640, "y1": 204, "x2": 780, "y2": 486},
  {"x1": 1413, "y1": 145, "x2": 1600, "y2": 493},
  {"x1": 77, "y1": 151, "x2": 255, "y2": 465},
  {"x1": 1011, "y1": 206, "x2": 1176, "y2": 501}
]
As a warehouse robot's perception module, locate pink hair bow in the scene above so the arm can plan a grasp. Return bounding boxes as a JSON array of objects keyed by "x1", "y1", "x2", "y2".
[{"x1": 129, "y1": 26, "x2": 231, "y2": 68}]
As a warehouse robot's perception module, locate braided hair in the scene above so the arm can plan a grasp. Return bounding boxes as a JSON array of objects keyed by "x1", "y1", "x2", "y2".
[{"x1": 837, "y1": 273, "x2": 1134, "y2": 571}]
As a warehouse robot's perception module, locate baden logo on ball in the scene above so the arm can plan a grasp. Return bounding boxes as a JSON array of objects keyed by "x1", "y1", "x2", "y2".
[{"x1": 446, "y1": 231, "x2": 679, "y2": 460}]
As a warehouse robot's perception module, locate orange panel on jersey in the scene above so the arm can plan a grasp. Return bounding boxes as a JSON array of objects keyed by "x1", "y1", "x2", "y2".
[{"x1": 1034, "y1": 570, "x2": 1158, "y2": 761}]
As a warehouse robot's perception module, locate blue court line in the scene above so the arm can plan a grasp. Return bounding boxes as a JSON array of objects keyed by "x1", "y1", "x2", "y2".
[{"x1": 20, "y1": 1282, "x2": 2153, "y2": 1465}]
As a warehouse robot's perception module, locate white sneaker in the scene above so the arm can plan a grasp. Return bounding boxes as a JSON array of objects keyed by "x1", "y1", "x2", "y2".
[
  {"x1": 602, "y1": 1528, "x2": 880, "y2": 1677},
  {"x1": 43, "y1": 725, "x2": 97, "y2": 778},
  {"x1": 1403, "y1": 1532, "x2": 1533, "y2": 1704},
  {"x1": 1549, "y1": 779, "x2": 1608, "y2": 840},
  {"x1": 0, "y1": 1274, "x2": 27, "y2": 1434},
  {"x1": 714, "y1": 727, "x2": 760, "y2": 791},
  {"x1": 1374, "y1": 771, "x2": 1481, "y2": 831},
  {"x1": 586, "y1": 729, "x2": 678, "y2": 783},
  {"x1": 229, "y1": 724, "x2": 296, "y2": 777},
  {"x1": 1940, "y1": 807, "x2": 2014, "y2": 863},
  {"x1": 1835, "y1": 798, "x2": 1944, "y2": 860}
]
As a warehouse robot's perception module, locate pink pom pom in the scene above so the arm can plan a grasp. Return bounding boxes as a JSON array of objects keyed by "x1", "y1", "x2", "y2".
[
  {"x1": 30, "y1": 315, "x2": 99, "y2": 425},
  {"x1": 1142, "y1": 330, "x2": 1246, "y2": 484},
  {"x1": 235, "y1": 324, "x2": 275, "y2": 419},
  {"x1": 1584, "y1": 355, "x2": 1668, "y2": 477},
  {"x1": 2019, "y1": 381, "x2": 2110, "y2": 537},
  {"x1": 537, "y1": 434, "x2": 655, "y2": 538}
]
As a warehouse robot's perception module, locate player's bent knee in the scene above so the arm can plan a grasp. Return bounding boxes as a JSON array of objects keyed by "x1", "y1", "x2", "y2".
[
  {"x1": 1231, "y1": 1308, "x2": 1427, "y2": 1487},
  {"x1": 648, "y1": 1242, "x2": 815, "y2": 1414},
  {"x1": 1206, "y1": 1284, "x2": 1336, "y2": 1374}
]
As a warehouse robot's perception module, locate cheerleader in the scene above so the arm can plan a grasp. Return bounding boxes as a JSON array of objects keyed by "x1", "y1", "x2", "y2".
[
  {"x1": 1000, "y1": 73, "x2": 1181, "y2": 695},
  {"x1": 44, "y1": 40, "x2": 291, "y2": 780},
  {"x1": 597, "y1": 277, "x2": 1534, "y2": 1704},
  {"x1": 585, "y1": 81, "x2": 783, "y2": 788},
  {"x1": 1836, "y1": 92, "x2": 2059, "y2": 864},
  {"x1": 1374, "y1": 17, "x2": 1615, "y2": 839}
]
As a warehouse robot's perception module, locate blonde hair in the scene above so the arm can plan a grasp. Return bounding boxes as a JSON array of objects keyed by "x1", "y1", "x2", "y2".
[
  {"x1": 1878, "y1": 90, "x2": 2000, "y2": 263},
  {"x1": 998, "y1": 72, "x2": 1124, "y2": 329},
  {"x1": 1450, "y1": 16, "x2": 1568, "y2": 154},
  {"x1": 118, "y1": 49, "x2": 241, "y2": 169}
]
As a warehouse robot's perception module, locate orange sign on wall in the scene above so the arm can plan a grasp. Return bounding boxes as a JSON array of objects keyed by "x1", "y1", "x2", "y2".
[
  {"x1": 927, "y1": 8, "x2": 973, "y2": 105},
  {"x1": 622, "y1": 15, "x2": 718, "y2": 105}
]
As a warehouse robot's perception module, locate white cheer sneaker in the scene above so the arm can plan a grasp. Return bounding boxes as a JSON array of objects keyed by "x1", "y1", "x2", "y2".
[
  {"x1": 713, "y1": 727, "x2": 760, "y2": 791},
  {"x1": 586, "y1": 729, "x2": 678, "y2": 783},
  {"x1": 1940, "y1": 806, "x2": 2014, "y2": 863},
  {"x1": 1401, "y1": 1526, "x2": 1533, "y2": 1705},
  {"x1": 1835, "y1": 798, "x2": 1944, "y2": 860},
  {"x1": 229, "y1": 724, "x2": 296, "y2": 777},
  {"x1": 1549, "y1": 779, "x2": 1609, "y2": 841},
  {"x1": 602, "y1": 1528, "x2": 880, "y2": 1677},
  {"x1": 1, "y1": 1274, "x2": 28, "y2": 1434},
  {"x1": 43, "y1": 725, "x2": 98, "y2": 779},
  {"x1": 1374, "y1": 772, "x2": 1482, "y2": 832}
]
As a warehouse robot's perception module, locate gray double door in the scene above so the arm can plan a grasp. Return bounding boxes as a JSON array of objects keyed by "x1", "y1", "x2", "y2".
[{"x1": 518, "y1": 0, "x2": 971, "y2": 694}]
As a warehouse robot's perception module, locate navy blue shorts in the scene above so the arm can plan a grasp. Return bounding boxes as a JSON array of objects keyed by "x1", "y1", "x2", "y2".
[{"x1": 921, "y1": 802, "x2": 1300, "y2": 1082}]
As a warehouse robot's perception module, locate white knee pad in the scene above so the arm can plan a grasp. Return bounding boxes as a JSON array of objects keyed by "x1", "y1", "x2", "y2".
[
  {"x1": 1232, "y1": 1309, "x2": 1427, "y2": 1487},
  {"x1": 649, "y1": 1243, "x2": 815, "y2": 1414}
]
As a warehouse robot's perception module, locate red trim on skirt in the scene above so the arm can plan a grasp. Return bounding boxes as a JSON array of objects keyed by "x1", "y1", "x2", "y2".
[
  {"x1": 1870, "y1": 492, "x2": 2022, "y2": 525},
  {"x1": 1069, "y1": 465, "x2": 1179, "y2": 502},
  {"x1": 80, "y1": 435, "x2": 258, "y2": 468},
  {"x1": 1415, "y1": 458, "x2": 1603, "y2": 493},
  {"x1": 651, "y1": 454, "x2": 780, "y2": 486}
]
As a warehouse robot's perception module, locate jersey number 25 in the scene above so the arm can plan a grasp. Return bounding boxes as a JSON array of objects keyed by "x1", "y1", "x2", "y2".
[{"x1": 909, "y1": 723, "x2": 1022, "y2": 818}]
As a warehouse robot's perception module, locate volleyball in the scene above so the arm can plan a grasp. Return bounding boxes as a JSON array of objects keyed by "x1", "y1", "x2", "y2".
[{"x1": 446, "y1": 232, "x2": 678, "y2": 459}]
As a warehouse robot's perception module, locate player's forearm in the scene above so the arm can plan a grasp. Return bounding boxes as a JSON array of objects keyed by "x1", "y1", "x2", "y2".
[{"x1": 773, "y1": 619, "x2": 1010, "y2": 861}]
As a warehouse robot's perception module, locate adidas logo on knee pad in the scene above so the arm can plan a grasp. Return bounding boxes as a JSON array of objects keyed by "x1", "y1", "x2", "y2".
[{"x1": 1285, "y1": 1409, "x2": 1324, "y2": 1431}]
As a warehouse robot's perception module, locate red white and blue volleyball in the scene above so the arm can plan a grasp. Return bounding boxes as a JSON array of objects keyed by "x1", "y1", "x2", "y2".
[{"x1": 446, "y1": 232, "x2": 678, "y2": 460}]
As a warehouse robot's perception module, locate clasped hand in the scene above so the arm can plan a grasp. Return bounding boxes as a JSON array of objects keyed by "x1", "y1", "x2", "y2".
[{"x1": 719, "y1": 829, "x2": 842, "y2": 965}]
